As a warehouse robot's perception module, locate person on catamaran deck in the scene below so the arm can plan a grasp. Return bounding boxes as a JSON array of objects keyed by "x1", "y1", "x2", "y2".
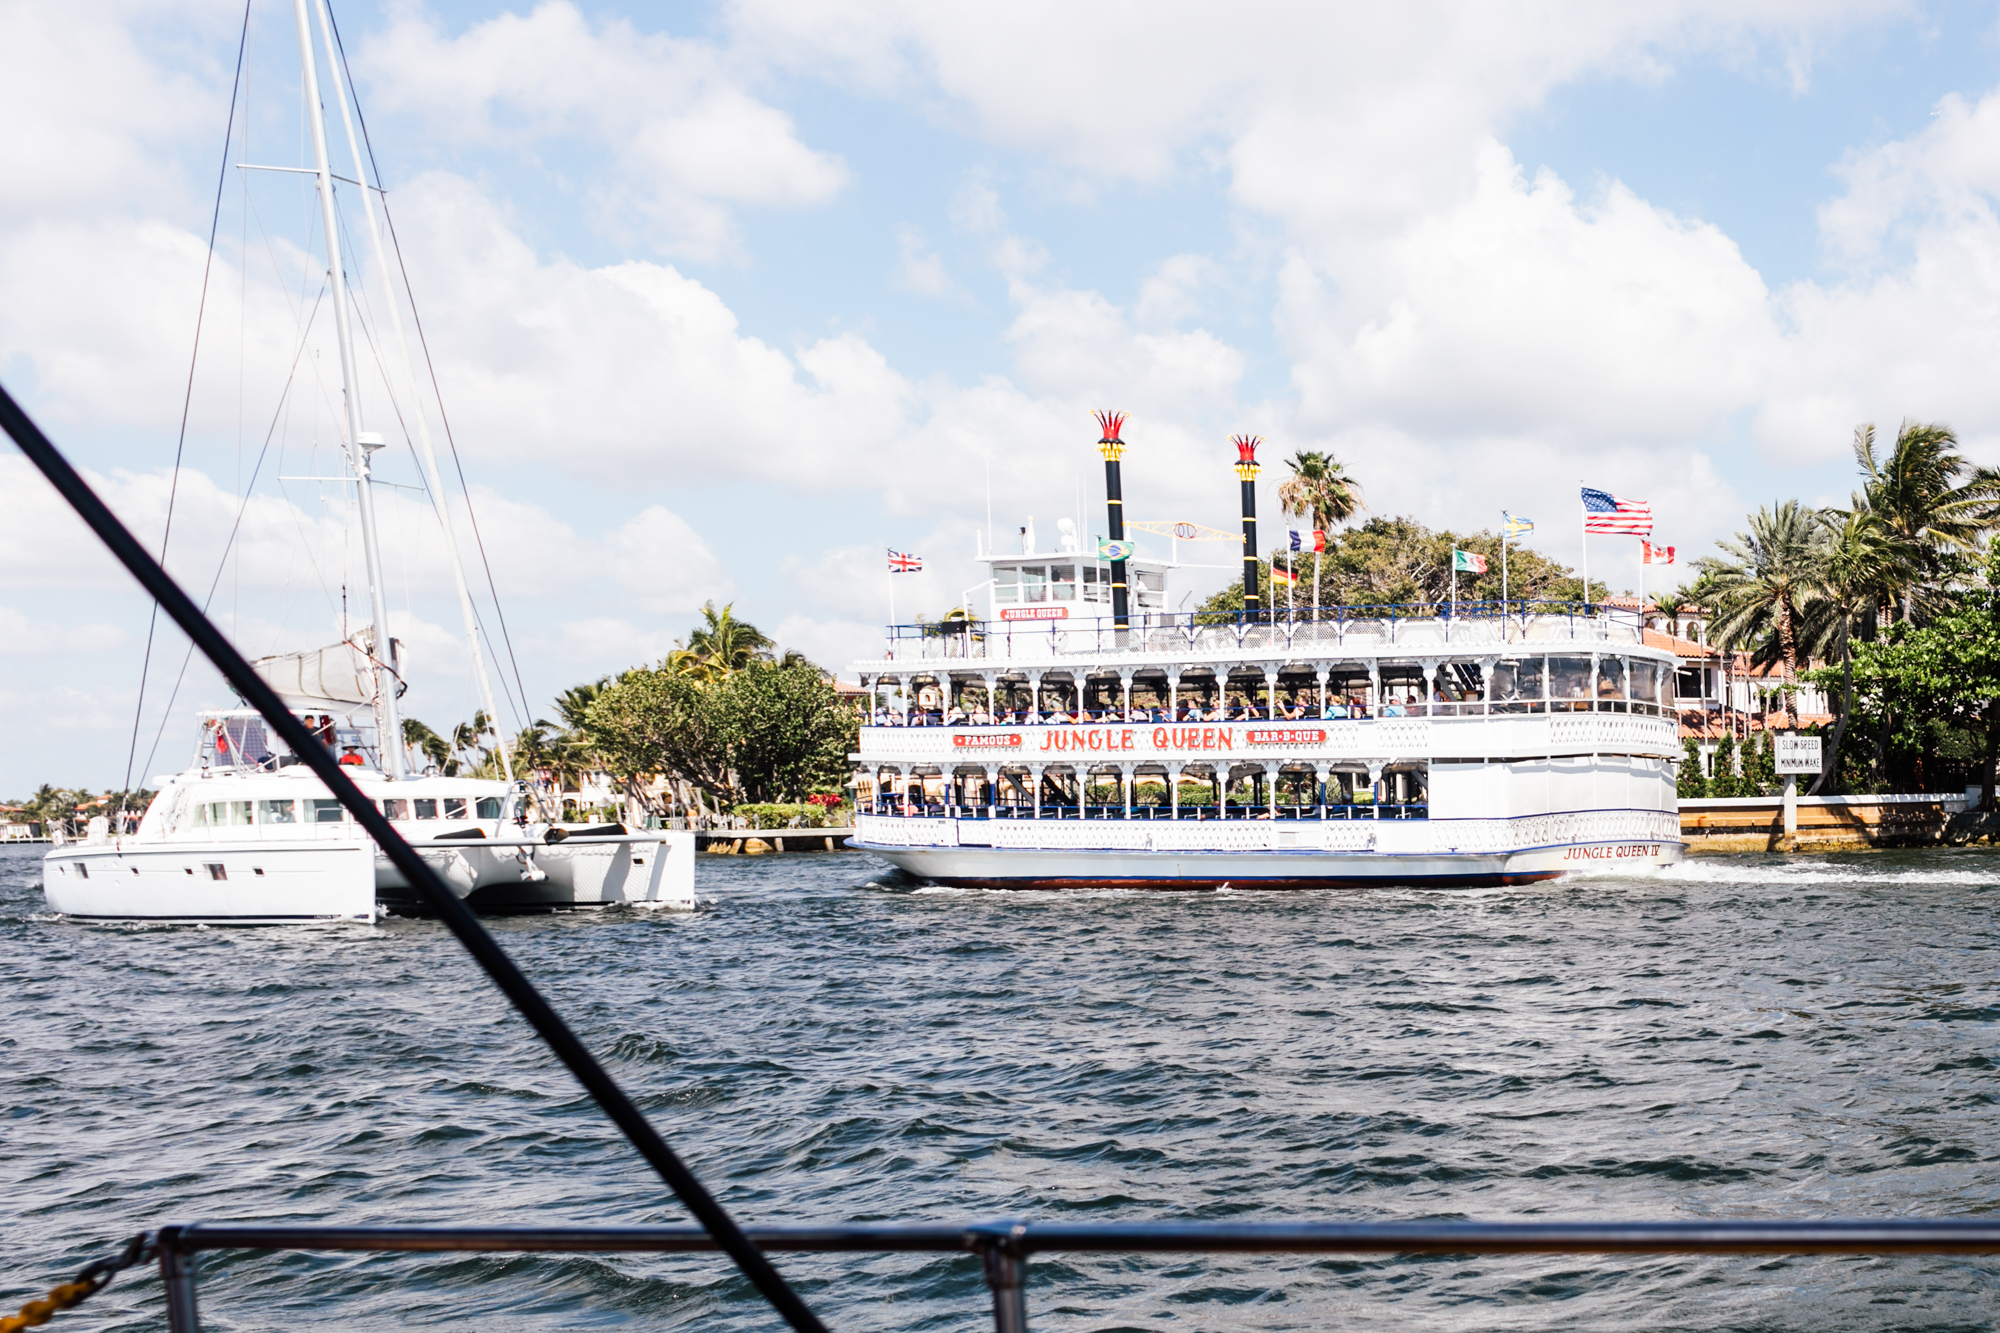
[{"x1": 338, "y1": 747, "x2": 365, "y2": 767}]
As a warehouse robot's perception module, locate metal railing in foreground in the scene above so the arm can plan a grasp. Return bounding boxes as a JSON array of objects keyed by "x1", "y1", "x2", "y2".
[{"x1": 152, "y1": 1218, "x2": 2000, "y2": 1333}]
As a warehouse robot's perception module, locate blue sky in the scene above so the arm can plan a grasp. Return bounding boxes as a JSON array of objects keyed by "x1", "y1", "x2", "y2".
[{"x1": 6, "y1": 0, "x2": 2000, "y2": 789}]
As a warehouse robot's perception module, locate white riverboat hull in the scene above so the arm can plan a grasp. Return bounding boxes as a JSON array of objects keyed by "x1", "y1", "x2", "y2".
[
  {"x1": 43, "y1": 841, "x2": 376, "y2": 924},
  {"x1": 851, "y1": 811, "x2": 1682, "y2": 890}
]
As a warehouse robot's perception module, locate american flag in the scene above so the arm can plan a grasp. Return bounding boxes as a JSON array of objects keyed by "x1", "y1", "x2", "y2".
[
  {"x1": 887, "y1": 548, "x2": 923, "y2": 573},
  {"x1": 1581, "y1": 487, "x2": 1652, "y2": 535}
]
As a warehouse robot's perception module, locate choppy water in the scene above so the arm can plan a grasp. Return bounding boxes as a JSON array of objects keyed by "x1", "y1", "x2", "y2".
[{"x1": 6, "y1": 844, "x2": 2000, "y2": 1330}]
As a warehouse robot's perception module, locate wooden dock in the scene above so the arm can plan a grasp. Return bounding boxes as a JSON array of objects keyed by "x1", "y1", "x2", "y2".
[
  {"x1": 1679, "y1": 794, "x2": 1965, "y2": 853},
  {"x1": 697, "y1": 828, "x2": 855, "y2": 855}
]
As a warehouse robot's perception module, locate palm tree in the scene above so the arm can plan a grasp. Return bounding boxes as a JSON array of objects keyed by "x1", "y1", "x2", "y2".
[
  {"x1": 402, "y1": 718, "x2": 456, "y2": 775},
  {"x1": 1651, "y1": 593, "x2": 1687, "y2": 638},
  {"x1": 1699, "y1": 500, "x2": 1828, "y2": 729},
  {"x1": 1851, "y1": 420, "x2": 2000, "y2": 621},
  {"x1": 670, "y1": 601, "x2": 773, "y2": 680},
  {"x1": 1275, "y1": 449, "x2": 1364, "y2": 531},
  {"x1": 1804, "y1": 506, "x2": 1904, "y2": 791},
  {"x1": 450, "y1": 710, "x2": 494, "y2": 769},
  {"x1": 1276, "y1": 450, "x2": 1363, "y2": 615}
]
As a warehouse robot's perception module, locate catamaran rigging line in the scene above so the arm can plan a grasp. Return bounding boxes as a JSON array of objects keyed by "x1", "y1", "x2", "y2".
[
  {"x1": 133, "y1": 0, "x2": 529, "y2": 790},
  {"x1": 0, "y1": 378, "x2": 829, "y2": 1333}
]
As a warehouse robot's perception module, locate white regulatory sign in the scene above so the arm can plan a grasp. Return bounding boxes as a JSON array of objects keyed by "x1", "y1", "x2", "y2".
[{"x1": 1774, "y1": 734, "x2": 1823, "y2": 774}]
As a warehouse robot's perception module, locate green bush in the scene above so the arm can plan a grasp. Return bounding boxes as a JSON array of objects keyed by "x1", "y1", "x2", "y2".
[
  {"x1": 1677, "y1": 738, "x2": 1709, "y2": 799},
  {"x1": 732, "y1": 802, "x2": 827, "y2": 830}
]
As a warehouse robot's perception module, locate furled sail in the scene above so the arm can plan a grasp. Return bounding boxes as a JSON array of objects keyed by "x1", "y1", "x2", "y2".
[{"x1": 249, "y1": 640, "x2": 374, "y2": 710}]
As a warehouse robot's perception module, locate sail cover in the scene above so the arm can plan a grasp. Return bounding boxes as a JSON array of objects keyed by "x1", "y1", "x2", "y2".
[{"x1": 250, "y1": 640, "x2": 374, "y2": 709}]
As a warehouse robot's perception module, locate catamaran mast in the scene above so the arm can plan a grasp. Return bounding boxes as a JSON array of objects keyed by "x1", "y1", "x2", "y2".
[
  {"x1": 309, "y1": 0, "x2": 513, "y2": 783},
  {"x1": 292, "y1": 0, "x2": 405, "y2": 778}
]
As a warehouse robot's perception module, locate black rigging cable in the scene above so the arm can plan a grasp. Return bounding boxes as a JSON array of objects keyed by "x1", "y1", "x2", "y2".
[
  {"x1": 0, "y1": 377, "x2": 828, "y2": 1333},
  {"x1": 326, "y1": 6, "x2": 534, "y2": 732},
  {"x1": 120, "y1": 0, "x2": 254, "y2": 819}
]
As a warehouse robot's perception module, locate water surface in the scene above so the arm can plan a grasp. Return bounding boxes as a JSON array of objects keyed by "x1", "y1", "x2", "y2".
[{"x1": 4, "y1": 845, "x2": 2000, "y2": 1330}]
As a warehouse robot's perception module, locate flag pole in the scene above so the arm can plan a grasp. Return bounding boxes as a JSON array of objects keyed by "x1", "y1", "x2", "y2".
[
  {"x1": 1579, "y1": 483, "x2": 1589, "y2": 609},
  {"x1": 887, "y1": 554, "x2": 897, "y2": 632},
  {"x1": 1501, "y1": 512, "x2": 1510, "y2": 606},
  {"x1": 1638, "y1": 540, "x2": 1646, "y2": 624}
]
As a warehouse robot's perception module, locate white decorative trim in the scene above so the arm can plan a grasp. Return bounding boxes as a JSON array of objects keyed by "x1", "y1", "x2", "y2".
[{"x1": 854, "y1": 808, "x2": 1679, "y2": 856}]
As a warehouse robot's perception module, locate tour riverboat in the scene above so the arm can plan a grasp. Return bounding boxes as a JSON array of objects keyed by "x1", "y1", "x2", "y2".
[{"x1": 849, "y1": 561, "x2": 1682, "y2": 889}]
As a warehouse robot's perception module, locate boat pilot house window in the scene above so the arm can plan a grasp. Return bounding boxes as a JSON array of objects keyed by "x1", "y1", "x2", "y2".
[
  {"x1": 381, "y1": 799, "x2": 408, "y2": 820},
  {"x1": 1549, "y1": 656, "x2": 1594, "y2": 711},
  {"x1": 413, "y1": 799, "x2": 438, "y2": 820},
  {"x1": 258, "y1": 799, "x2": 296, "y2": 825},
  {"x1": 1490, "y1": 658, "x2": 1545, "y2": 712},
  {"x1": 444, "y1": 797, "x2": 469, "y2": 820}
]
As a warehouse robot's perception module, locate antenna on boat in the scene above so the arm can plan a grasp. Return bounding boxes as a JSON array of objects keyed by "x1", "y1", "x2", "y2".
[
  {"x1": 291, "y1": 0, "x2": 404, "y2": 778},
  {"x1": 307, "y1": 0, "x2": 513, "y2": 783}
]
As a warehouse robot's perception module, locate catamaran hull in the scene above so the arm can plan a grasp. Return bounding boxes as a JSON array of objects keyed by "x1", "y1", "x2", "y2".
[
  {"x1": 43, "y1": 842, "x2": 377, "y2": 923},
  {"x1": 374, "y1": 833, "x2": 697, "y2": 911},
  {"x1": 852, "y1": 831, "x2": 1683, "y2": 890}
]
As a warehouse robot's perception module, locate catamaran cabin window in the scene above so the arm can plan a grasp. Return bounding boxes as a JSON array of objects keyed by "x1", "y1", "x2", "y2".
[
  {"x1": 381, "y1": 798, "x2": 409, "y2": 820},
  {"x1": 200, "y1": 801, "x2": 253, "y2": 827},
  {"x1": 475, "y1": 797, "x2": 503, "y2": 819},
  {"x1": 258, "y1": 799, "x2": 297, "y2": 825},
  {"x1": 309, "y1": 799, "x2": 343, "y2": 823},
  {"x1": 413, "y1": 799, "x2": 438, "y2": 820},
  {"x1": 444, "y1": 797, "x2": 469, "y2": 820}
]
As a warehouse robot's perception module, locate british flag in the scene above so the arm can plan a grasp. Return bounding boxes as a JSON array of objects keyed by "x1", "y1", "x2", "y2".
[
  {"x1": 887, "y1": 548, "x2": 923, "y2": 573},
  {"x1": 1581, "y1": 487, "x2": 1652, "y2": 535}
]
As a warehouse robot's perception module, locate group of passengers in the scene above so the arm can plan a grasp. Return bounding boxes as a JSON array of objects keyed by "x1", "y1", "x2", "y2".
[{"x1": 870, "y1": 691, "x2": 1412, "y2": 726}]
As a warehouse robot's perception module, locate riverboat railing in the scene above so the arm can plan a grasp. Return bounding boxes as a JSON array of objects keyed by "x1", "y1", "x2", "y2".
[
  {"x1": 146, "y1": 1217, "x2": 2000, "y2": 1333},
  {"x1": 880, "y1": 600, "x2": 1648, "y2": 663}
]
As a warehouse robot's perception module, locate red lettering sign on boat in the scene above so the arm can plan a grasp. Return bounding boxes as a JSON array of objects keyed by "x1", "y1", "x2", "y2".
[
  {"x1": 952, "y1": 733, "x2": 1023, "y2": 749},
  {"x1": 999, "y1": 606, "x2": 1069, "y2": 621},
  {"x1": 1245, "y1": 728, "x2": 1329, "y2": 745}
]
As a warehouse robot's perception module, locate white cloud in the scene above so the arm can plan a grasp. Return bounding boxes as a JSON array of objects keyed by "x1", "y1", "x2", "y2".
[
  {"x1": 0, "y1": 607, "x2": 127, "y2": 656},
  {"x1": 892, "y1": 224, "x2": 958, "y2": 297},
  {"x1": 362, "y1": 0, "x2": 847, "y2": 260},
  {"x1": 385, "y1": 173, "x2": 915, "y2": 484},
  {"x1": 732, "y1": 0, "x2": 1902, "y2": 229}
]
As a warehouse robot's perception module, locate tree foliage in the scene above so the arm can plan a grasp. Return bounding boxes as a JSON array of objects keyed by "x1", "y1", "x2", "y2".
[
  {"x1": 584, "y1": 659, "x2": 855, "y2": 809},
  {"x1": 1198, "y1": 515, "x2": 1596, "y2": 616}
]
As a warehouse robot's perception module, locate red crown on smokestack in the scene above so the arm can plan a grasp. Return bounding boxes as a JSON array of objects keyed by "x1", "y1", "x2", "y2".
[
  {"x1": 1095, "y1": 409, "x2": 1128, "y2": 460},
  {"x1": 1232, "y1": 433, "x2": 1262, "y2": 479}
]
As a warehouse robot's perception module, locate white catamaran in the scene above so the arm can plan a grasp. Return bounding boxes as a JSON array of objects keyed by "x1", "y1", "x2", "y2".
[
  {"x1": 848, "y1": 523, "x2": 1682, "y2": 889},
  {"x1": 42, "y1": 0, "x2": 692, "y2": 923}
]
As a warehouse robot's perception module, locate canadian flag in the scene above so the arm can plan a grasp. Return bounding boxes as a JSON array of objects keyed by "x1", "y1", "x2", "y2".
[{"x1": 1642, "y1": 540, "x2": 1675, "y2": 565}]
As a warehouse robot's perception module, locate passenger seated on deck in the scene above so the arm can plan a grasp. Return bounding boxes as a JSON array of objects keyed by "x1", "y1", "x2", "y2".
[
  {"x1": 1324, "y1": 697, "x2": 1349, "y2": 719},
  {"x1": 944, "y1": 702, "x2": 967, "y2": 725},
  {"x1": 1382, "y1": 696, "x2": 1407, "y2": 717}
]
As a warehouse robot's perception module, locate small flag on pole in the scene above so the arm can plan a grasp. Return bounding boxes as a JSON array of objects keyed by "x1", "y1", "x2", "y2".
[
  {"x1": 1097, "y1": 538, "x2": 1135, "y2": 561},
  {"x1": 1504, "y1": 513, "x2": 1534, "y2": 538},
  {"x1": 1642, "y1": 540, "x2": 1676, "y2": 565},
  {"x1": 1271, "y1": 563, "x2": 1298, "y2": 586},
  {"x1": 1453, "y1": 549, "x2": 1488, "y2": 574},
  {"x1": 1289, "y1": 528, "x2": 1326, "y2": 553},
  {"x1": 887, "y1": 548, "x2": 923, "y2": 573},
  {"x1": 1581, "y1": 487, "x2": 1653, "y2": 535}
]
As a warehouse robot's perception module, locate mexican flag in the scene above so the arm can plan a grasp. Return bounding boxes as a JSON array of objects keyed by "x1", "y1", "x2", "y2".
[{"x1": 1452, "y1": 549, "x2": 1487, "y2": 574}]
